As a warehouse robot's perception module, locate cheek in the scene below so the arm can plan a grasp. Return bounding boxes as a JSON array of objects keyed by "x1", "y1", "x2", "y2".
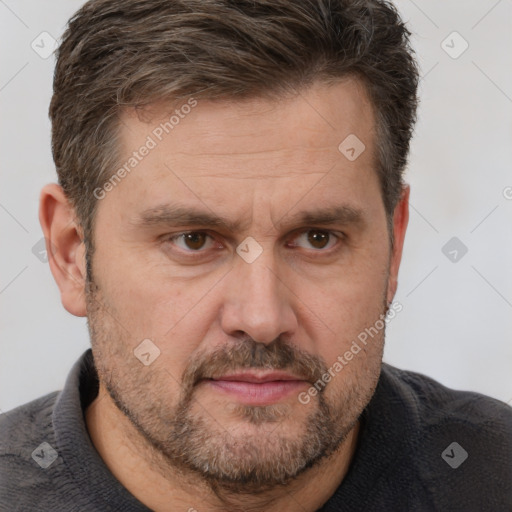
[
  {"x1": 312, "y1": 280, "x2": 387, "y2": 405},
  {"x1": 296, "y1": 252, "x2": 388, "y2": 340},
  {"x1": 93, "y1": 239, "x2": 213, "y2": 333}
]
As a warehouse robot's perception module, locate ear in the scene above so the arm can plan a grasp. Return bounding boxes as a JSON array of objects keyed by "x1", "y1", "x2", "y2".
[
  {"x1": 39, "y1": 183, "x2": 87, "y2": 317},
  {"x1": 386, "y1": 184, "x2": 410, "y2": 305}
]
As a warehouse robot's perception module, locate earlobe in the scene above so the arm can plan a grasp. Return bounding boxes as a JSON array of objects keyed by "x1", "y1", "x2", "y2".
[
  {"x1": 38, "y1": 183, "x2": 88, "y2": 317},
  {"x1": 386, "y1": 185, "x2": 410, "y2": 304}
]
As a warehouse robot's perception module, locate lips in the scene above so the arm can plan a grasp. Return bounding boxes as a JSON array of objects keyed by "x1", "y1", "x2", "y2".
[
  {"x1": 204, "y1": 371, "x2": 308, "y2": 405},
  {"x1": 213, "y1": 371, "x2": 304, "y2": 383}
]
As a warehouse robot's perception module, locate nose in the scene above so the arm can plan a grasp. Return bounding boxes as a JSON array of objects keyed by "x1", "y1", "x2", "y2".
[{"x1": 220, "y1": 248, "x2": 298, "y2": 344}]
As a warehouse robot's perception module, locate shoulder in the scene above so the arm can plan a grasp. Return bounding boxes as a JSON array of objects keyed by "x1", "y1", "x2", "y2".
[
  {"x1": 0, "y1": 392, "x2": 62, "y2": 509},
  {"x1": 0, "y1": 391, "x2": 60, "y2": 449},
  {"x1": 381, "y1": 363, "x2": 512, "y2": 431},
  {"x1": 0, "y1": 392, "x2": 59, "y2": 450},
  {"x1": 378, "y1": 364, "x2": 512, "y2": 509}
]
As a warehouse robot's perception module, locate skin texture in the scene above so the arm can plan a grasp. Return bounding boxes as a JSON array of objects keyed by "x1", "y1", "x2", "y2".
[{"x1": 39, "y1": 78, "x2": 409, "y2": 512}]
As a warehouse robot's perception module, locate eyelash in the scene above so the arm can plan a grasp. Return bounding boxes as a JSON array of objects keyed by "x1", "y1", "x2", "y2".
[{"x1": 163, "y1": 229, "x2": 344, "y2": 259}]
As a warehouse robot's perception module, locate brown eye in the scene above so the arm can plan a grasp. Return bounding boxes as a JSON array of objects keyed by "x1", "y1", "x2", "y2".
[
  {"x1": 183, "y1": 232, "x2": 208, "y2": 250},
  {"x1": 169, "y1": 231, "x2": 214, "y2": 252},
  {"x1": 292, "y1": 229, "x2": 339, "y2": 251},
  {"x1": 307, "y1": 230, "x2": 330, "y2": 249}
]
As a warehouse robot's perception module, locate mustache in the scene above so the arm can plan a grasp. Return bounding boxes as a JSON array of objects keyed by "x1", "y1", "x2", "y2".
[{"x1": 180, "y1": 338, "x2": 327, "y2": 397}]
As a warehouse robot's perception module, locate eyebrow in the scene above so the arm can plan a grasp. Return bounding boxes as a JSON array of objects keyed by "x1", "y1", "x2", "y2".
[{"x1": 132, "y1": 204, "x2": 365, "y2": 232}]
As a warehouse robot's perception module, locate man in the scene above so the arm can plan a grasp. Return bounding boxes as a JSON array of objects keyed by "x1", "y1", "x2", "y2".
[{"x1": 1, "y1": 0, "x2": 510, "y2": 510}]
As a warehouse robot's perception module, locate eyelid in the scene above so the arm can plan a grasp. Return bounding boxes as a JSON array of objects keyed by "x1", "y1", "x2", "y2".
[
  {"x1": 166, "y1": 231, "x2": 219, "y2": 252},
  {"x1": 287, "y1": 229, "x2": 343, "y2": 251},
  {"x1": 162, "y1": 228, "x2": 344, "y2": 257}
]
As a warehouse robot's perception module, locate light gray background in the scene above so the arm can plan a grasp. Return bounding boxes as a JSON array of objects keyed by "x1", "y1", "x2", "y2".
[{"x1": 1, "y1": 0, "x2": 511, "y2": 413}]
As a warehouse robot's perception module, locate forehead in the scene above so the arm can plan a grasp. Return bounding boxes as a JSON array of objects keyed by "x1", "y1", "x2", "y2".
[
  {"x1": 100, "y1": 79, "x2": 380, "y2": 226},
  {"x1": 121, "y1": 78, "x2": 375, "y2": 164}
]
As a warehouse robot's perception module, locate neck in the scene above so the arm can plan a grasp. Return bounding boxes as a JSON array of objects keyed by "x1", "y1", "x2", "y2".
[{"x1": 85, "y1": 385, "x2": 360, "y2": 512}]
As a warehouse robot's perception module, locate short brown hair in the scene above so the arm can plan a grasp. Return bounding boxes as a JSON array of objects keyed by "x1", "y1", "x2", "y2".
[{"x1": 50, "y1": 0, "x2": 419, "y2": 267}]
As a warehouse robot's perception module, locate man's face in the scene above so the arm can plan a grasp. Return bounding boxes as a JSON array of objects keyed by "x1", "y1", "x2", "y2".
[{"x1": 86, "y1": 79, "x2": 396, "y2": 490}]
